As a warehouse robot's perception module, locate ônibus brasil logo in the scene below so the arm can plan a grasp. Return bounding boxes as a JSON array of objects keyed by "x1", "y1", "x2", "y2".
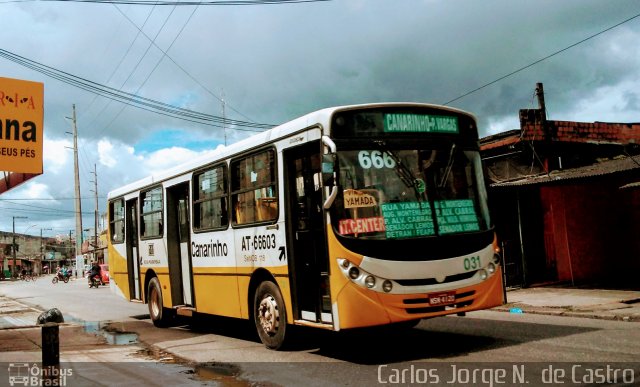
[{"x1": 7, "y1": 363, "x2": 72, "y2": 386}]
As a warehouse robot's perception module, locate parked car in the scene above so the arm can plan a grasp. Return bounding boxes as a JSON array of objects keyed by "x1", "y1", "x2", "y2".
[{"x1": 99, "y1": 264, "x2": 109, "y2": 284}]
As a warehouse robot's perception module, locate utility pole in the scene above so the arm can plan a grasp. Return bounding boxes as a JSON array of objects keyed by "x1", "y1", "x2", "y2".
[
  {"x1": 221, "y1": 89, "x2": 227, "y2": 146},
  {"x1": 535, "y1": 82, "x2": 558, "y2": 171},
  {"x1": 66, "y1": 105, "x2": 83, "y2": 278},
  {"x1": 535, "y1": 82, "x2": 548, "y2": 137},
  {"x1": 90, "y1": 164, "x2": 99, "y2": 263},
  {"x1": 12, "y1": 216, "x2": 27, "y2": 278},
  {"x1": 535, "y1": 83, "x2": 546, "y2": 116}
]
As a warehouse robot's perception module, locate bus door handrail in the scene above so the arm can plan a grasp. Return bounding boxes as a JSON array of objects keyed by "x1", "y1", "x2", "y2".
[{"x1": 322, "y1": 135, "x2": 338, "y2": 209}]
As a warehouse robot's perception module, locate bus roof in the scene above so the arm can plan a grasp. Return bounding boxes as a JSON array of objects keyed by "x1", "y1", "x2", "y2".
[{"x1": 107, "y1": 102, "x2": 474, "y2": 199}]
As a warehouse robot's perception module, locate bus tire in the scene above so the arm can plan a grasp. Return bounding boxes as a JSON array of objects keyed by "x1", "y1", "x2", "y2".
[
  {"x1": 253, "y1": 281, "x2": 287, "y2": 350},
  {"x1": 148, "y1": 277, "x2": 170, "y2": 328}
]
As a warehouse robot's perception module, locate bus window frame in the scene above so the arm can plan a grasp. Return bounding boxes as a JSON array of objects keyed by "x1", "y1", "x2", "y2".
[
  {"x1": 192, "y1": 162, "x2": 230, "y2": 233},
  {"x1": 109, "y1": 197, "x2": 125, "y2": 244},
  {"x1": 230, "y1": 146, "x2": 279, "y2": 228},
  {"x1": 139, "y1": 185, "x2": 164, "y2": 240}
]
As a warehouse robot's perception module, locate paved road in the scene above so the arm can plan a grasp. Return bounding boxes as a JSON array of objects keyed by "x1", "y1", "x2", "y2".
[
  {"x1": 1, "y1": 276, "x2": 639, "y2": 386},
  {"x1": 0, "y1": 276, "x2": 221, "y2": 386},
  {"x1": 0, "y1": 275, "x2": 148, "y2": 325}
]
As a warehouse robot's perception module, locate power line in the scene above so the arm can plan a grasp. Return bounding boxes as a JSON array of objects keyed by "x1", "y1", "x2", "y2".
[
  {"x1": 3, "y1": 1, "x2": 328, "y2": 126},
  {"x1": 443, "y1": 11, "x2": 640, "y2": 106},
  {"x1": 0, "y1": 204, "x2": 95, "y2": 216},
  {"x1": 96, "y1": 2, "x2": 198, "y2": 137},
  {"x1": 80, "y1": 2, "x2": 160, "y2": 127},
  {"x1": 114, "y1": 4, "x2": 178, "y2": 95},
  {"x1": 111, "y1": 4, "x2": 259, "y2": 123},
  {"x1": 0, "y1": 197, "x2": 106, "y2": 200},
  {"x1": 0, "y1": 49, "x2": 276, "y2": 131},
  {"x1": 21, "y1": 0, "x2": 331, "y2": 4}
]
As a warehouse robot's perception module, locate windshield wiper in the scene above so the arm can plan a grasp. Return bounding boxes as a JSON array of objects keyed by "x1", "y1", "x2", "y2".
[
  {"x1": 372, "y1": 140, "x2": 422, "y2": 200},
  {"x1": 439, "y1": 143, "x2": 456, "y2": 188}
]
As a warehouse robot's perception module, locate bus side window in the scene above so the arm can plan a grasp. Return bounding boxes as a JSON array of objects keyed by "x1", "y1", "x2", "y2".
[
  {"x1": 231, "y1": 149, "x2": 278, "y2": 225},
  {"x1": 193, "y1": 164, "x2": 229, "y2": 231},
  {"x1": 140, "y1": 186, "x2": 163, "y2": 239},
  {"x1": 109, "y1": 198, "x2": 125, "y2": 243}
]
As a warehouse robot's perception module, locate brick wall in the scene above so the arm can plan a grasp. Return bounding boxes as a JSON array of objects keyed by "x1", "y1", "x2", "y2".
[{"x1": 519, "y1": 108, "x2": 640, "y2": 145}]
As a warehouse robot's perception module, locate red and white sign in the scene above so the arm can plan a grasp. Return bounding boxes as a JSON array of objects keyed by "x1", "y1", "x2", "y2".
[{"x1": 338, "y1": 217, "x2": 386, "y2": 235}]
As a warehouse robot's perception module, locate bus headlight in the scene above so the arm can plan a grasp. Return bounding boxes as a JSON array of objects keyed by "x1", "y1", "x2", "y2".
[
  {"x1": 479, "y1": 269, "x2": 488, "y2": 280},
  {"x1": 487, "y1": 263, "x2": 496, "y2": 274},
  {"x1": 338, "y1": 259, "x2": 393, "y2": 293},
  {"x1": 365, "y1": 275, "x2": 376, "y2": 288}
]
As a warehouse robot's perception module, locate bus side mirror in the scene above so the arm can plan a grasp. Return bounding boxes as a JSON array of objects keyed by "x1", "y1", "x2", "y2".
[{"x1": 322, "y1": 153, "x2": 336, "y2": 187}]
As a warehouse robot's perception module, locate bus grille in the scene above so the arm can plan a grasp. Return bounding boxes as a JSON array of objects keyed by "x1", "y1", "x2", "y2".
[{"x1": 395, "y1": 271, "x2": 476, "y2": 287}]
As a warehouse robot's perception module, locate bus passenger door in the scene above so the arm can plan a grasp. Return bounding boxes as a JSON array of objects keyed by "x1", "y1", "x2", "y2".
[
  {"x1": 125, "y1": 198, "x2": 141, "y2": 300},
  {"x1": 167, "y1": 183, "x2": 194, "y2": 307},
  {"x1": 284, "y1": 141, "x2": 331, "y2": 323}
]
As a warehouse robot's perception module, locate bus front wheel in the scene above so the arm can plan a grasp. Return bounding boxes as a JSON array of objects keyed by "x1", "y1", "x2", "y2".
[
  {"x1": 148, "y1": 277, "x2": 170, "y2": 327},
  {"x1": 253, "y1": 281, "x2": 287, "y2": 350}
]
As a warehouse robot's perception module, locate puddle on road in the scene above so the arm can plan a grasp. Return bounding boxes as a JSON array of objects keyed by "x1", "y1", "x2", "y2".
[
  {"x1": 64, "y1": 315, "x2": 255, "y2": 385},
  {"x1": 135, "y1": 347, "x2": 180, "y2": 363},
  {"x1": 65, "y1": 316, "x2": 139, "y2": 345},
  {"x1": 189, "y1": 363, "x2": 258, "y2": 386}
]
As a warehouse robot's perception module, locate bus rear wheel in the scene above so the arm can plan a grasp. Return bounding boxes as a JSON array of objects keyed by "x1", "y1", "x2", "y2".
[
  {"x1": 148, "y1": 277, "x2": 171, "y2": 327},
  {"x1": 253, "y1": 281, "x2": 287, "y2": 350}
]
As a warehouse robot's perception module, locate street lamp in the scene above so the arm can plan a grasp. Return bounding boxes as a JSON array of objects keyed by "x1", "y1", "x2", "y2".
[{"x1": 11, "y1": 216, "x2": 27, "y2": 278}]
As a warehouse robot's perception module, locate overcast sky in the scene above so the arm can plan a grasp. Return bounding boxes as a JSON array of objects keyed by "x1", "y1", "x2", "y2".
[{"x1": 1, "y1": 0, "x2": 640, "y2": 239}]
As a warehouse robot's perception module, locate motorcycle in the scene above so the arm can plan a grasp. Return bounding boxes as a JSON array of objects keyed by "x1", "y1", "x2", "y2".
[
  {"x1": 52, "y1": 271, "x2": 71, "y2": 284},
  {"x1": 88, "y1": 274, "x2": 101, "y2": 288}
]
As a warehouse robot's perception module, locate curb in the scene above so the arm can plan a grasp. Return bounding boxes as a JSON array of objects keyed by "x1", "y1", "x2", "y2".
[{"x1": 492, "y1": 305, "x2": 639, "y2": 322}]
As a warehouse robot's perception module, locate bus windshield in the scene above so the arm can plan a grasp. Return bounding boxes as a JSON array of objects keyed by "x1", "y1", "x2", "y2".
[{"x1": 332, "y1": 143, "x2": 490, "y2": 239}]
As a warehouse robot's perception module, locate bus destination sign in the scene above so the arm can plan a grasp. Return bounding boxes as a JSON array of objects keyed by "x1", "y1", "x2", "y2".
[
  {"x1": 381, "y1": 200, "x2": 480, "y2": 239},
  {"x1": 384, "y1": 113, "x2": 459, "y2": 134}
]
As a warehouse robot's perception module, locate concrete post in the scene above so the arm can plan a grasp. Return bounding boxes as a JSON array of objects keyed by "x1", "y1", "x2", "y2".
[{"x1": 41, "y1": 322, "x2": 60, "y2": 384}]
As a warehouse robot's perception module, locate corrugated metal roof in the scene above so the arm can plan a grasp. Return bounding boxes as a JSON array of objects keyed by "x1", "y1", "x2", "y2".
[{"x1": 491, "y1": 156, "x2": 640, "y2": 188}]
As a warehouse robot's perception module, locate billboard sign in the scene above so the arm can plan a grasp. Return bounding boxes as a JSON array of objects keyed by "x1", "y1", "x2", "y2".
[{"x1": 0, "y1": 77, "x2": 44, "y2": 174}]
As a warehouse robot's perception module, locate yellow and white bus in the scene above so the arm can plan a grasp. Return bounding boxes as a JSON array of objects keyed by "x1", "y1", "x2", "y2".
[{"x1": 107, "y1": 103, "x2": 504, "y2": 349}]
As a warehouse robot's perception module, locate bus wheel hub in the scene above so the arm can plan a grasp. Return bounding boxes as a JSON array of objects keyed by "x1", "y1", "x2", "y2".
[{"x1": 258, "y1": 295, "x2": 279, "y2": 335}]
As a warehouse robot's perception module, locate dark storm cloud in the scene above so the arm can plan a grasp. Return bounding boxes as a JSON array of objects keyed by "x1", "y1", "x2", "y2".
[{"x1": 8, "y1": 0, "x2": 640, "y2": 139}]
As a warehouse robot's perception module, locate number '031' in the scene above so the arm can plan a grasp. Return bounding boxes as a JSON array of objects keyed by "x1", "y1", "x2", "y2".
[{"x1": 463, "y1": 256, "x2": 481, "y2": 270}]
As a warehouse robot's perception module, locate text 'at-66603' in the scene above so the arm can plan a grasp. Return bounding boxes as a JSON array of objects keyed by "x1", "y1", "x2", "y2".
[{"x1": 241, "y1": 234, "x2": 277, "y2": 251}]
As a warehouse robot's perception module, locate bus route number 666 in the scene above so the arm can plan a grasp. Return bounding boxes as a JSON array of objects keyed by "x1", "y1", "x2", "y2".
[{"x1": 463, "y1": 256, "x2": 481, "y2": 271}]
